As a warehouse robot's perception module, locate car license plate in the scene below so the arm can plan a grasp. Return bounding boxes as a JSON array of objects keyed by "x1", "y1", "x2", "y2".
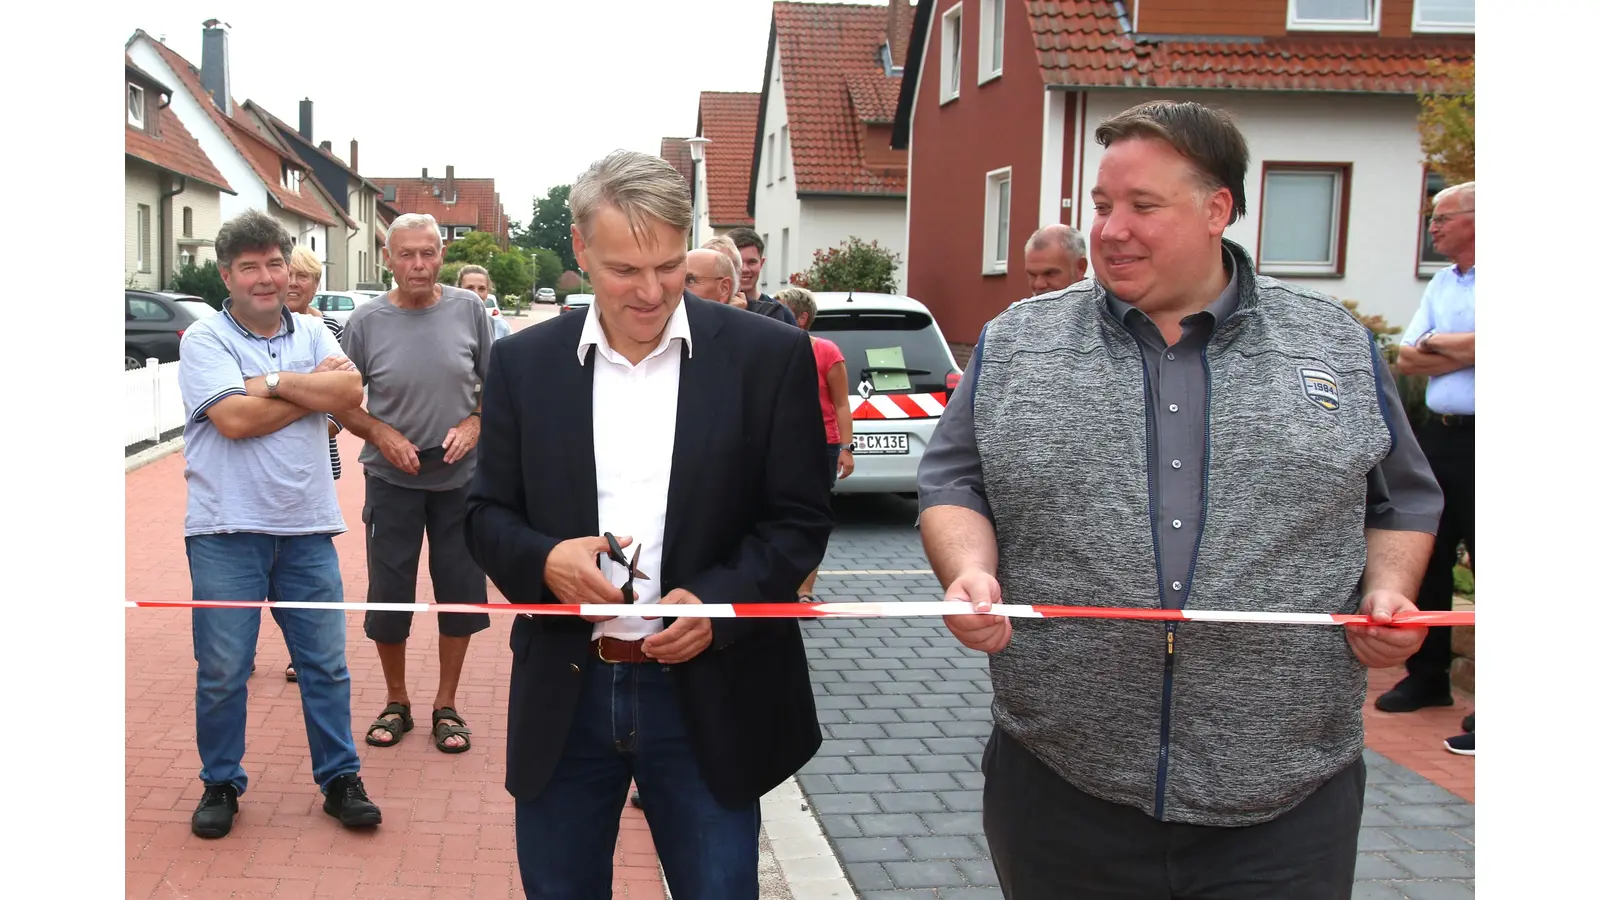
[{"x1": 855, "y1": 433, "x2": 909, "y2": 455}]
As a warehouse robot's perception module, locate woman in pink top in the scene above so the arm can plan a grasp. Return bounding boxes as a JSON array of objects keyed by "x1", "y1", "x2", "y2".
[{"x1": 776, "y1": 287, "x2": 852, "y2": 601}]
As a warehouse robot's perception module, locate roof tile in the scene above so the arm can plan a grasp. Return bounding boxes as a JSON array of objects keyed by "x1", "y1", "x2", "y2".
[
  {"x1": 772, "y1": 2, "x2": 907, "y2": 195},
  {"x1": 697, "y1": 92, "x2": 760, "y2": 227},
  {"x1": 125, "y1": 58, "x2": 233, "y2": 193},
  {"x1": 1025, "y1": 1, "x2": 1473, "y2": 93}
]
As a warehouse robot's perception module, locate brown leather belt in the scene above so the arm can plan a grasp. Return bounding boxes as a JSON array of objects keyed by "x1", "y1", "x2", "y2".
[{"x1": 589, "y1": 636, "x2": 651, "y2": 664}]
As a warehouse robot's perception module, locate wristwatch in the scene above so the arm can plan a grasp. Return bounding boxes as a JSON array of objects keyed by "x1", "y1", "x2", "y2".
[
  {"x1": 844, "y1": 440, "x2": 856, "y2": 452},
  {"x1": 468, "y1": 410, "x2": 481, "y2": 418},
  {"x1": 265, "y1": 371, "x2": 281, "y2": 397}
]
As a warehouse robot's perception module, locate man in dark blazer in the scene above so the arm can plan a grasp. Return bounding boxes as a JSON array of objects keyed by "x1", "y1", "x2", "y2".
[{"x1": 464, "y1": 149, "x2": 834, "y2": 900}]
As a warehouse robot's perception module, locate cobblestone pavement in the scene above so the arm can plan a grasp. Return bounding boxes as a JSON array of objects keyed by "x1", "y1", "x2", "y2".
[{"x1": 800, "y1": 494, "x2": 1475, "y2": 900}]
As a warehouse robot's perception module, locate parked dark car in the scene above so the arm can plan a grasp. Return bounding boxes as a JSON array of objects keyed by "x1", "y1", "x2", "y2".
[{"x1": 126, "y1": 290, "x2": 215, "y2": 369}]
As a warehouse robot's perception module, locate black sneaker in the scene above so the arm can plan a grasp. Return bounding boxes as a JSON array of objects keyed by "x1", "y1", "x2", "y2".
[
  {"x1": 1444, "y1": 731, "x2": 1475, "y2": 756},
  {"x1": 323, "y1": 774, "x2": 382, "y2": 828},
  {"x1": 192, "y1": 783, "x2": 239, "y2": 838},
  {"x1": 630, "y1": 789, "x2": 643, "y2": 809},
  {"x1": 1375, "y1": 676, "x2": 1453, "y2": 713}
]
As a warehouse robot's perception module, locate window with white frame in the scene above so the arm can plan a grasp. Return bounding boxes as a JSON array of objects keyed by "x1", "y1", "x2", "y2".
[
  {"x1": 779, "y1": 125, "x2": 790, "y2": 181},
  {"x1": 1259, "y1": 164, "x2": 1349, "y2": 277},
  {"x1": 762, "y1": 232, "x2": 771, "y2": 287},
  {"x1": 1416, "y1": 170, "x2": 1450, "y2": 276},
  {"x1": 281, "y1": 163, "x2": 302, "y2": 193},
  {"x1": 982, "y1": 167, "x2": 1012, "y2": 274},
  {"x1": 136, "y1": 204, "x2": 152, "y2": 273},
  {"x1": 941, "y1": 5, "x2": 963, "y2": 103},
  {"x1": 767, "y1": 133, "x2": 776, "y2": 186},
  {"x1": 127, "y1": 83, "x2": 146, "y2": 129},
  {"x1": 781, "y1": 228, "x2": 791, "y2": 286},
  {"x1": 978, "y1": 0, "x2": 1003, "y2": 83},
  {"x1": 1413, "y1": 0, "x2": 1473, "y2": 32},
  {"x1": 1287, "y1": 0, "x2": 1378, "y2": 31},
  {"x1": 455, "y1": 226, "x2": 474, "y2": 239}
]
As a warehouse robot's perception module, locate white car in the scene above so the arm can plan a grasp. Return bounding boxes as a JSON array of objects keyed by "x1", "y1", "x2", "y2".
[
  {"x1": 310, "y1": 291, "x2": 368, "y2": 327},
  {"x1": 534, "y1": 287, "x2": 558, "y2": 304},
  {"x1": 809, "y1": 292, "x2": 962, "y2": 494}
]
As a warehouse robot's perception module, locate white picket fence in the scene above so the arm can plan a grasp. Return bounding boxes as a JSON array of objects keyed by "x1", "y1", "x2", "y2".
[{"x1": 125, "y1": 358, "x2": 186, "y2": 448}]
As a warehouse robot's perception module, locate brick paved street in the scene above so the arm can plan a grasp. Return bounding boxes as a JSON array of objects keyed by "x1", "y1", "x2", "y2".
[
  {"x1": 125, "y1": 431, "x2": 663, "y2": 900},
  {"x1": 798, "y1": 494, "x2": 1475, "y2": 900}
]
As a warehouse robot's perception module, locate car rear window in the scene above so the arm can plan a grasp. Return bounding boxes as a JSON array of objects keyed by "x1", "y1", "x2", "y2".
[{"x1": 811, "y1": 310, "x2": 955, "y2": 395}]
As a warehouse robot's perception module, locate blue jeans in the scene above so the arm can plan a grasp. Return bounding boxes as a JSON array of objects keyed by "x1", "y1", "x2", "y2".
[
  {"x1": 186, "y1": 532, "x2": 361, "y2": 795},
  {"x1": 515, "y1": 659, "x2": 760, "y2": 899}
]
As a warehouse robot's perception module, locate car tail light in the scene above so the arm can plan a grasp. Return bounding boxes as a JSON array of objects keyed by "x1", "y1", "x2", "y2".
[
  {"x1": 176, "y1": 329, "x2": 185, "y2": 340},
  {"x1": 946, "y1": 371, "x2": 962, "y2": 392}
]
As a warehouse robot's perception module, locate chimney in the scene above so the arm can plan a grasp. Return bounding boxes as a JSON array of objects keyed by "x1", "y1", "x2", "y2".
[
  {"x1": 445, "y1": 165, "x2": 456, "y2": 203},
  {"x1": 422, "y1": 167, "x2": 429, "y2": 178},
  {"x1": 199, "y1": 20, "x2": 232, "y2": 115},
  {"x1": 349, "y1": 139, "x2": 359, "y2": 173},
  {"x1": 886, "y1": 0, "x2": 914, "y2": 70},
  {"x1": 299, "y1": 98, "x2": 313, "y2": 141},
  {"x1": 319, "y1": 140, "x2": 332, "y2": 153}
]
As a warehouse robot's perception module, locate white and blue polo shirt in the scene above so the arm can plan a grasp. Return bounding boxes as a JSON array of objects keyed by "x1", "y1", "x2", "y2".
[{"x1": 178, "y1": 300, "x2": 346, "y2": 537}]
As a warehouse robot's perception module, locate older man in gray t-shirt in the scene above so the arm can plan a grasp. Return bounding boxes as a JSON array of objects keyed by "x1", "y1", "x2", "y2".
[{"x1": 338, "y1": 213, "x2": 496, "y2": 755}]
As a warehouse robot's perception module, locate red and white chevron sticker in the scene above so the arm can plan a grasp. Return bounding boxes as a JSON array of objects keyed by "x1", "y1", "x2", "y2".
[
  {"x1": 124, "y1": 599, "x2": 1473, "y2": 628},
  {"x1": 851, "y1": 392, "x2": 948, "y2": 420}
]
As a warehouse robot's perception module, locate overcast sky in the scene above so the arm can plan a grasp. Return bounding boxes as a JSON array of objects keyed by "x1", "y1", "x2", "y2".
[{"x1": 122, "y1": 1, "x2": 879, "y2": 225}]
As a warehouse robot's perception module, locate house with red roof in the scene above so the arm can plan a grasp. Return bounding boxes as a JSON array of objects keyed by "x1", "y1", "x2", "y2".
[
  {"x1": 125, "y1": 57, "x2": 235, "y2": 290},
  {"x1": 892, "y1": 0, "x2": 1474, "y2": 351},
  {"x1": 660, "y1": 137, "x2": 694, "y2": 189},
  {"x1": 749, "y1": 2, "x2": 913, "y2": 294},
  {"x1": 691, "y1": 92, "x2": 760, "y2": 245},
  {"x1": 127, "y1": 24, "x2": 345, "y2": 286},
  {"x1": 369, "y1": 168, "x2": 510, "y2": 249}
]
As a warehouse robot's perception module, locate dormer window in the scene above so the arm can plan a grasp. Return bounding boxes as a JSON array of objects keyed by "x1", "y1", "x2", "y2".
[
  {"x1": 281, "y1": 163, "x2": 302, "y2": 193},
  {"x1": 128, "y1": 83, "x2": 147, "y2": 130},
  {"x1": 1413, "y1": 0, "x2": 1474, "y2": 33},
  {"x1": 1287, "y1": 0, "x2": 1379, "y2": 32}
]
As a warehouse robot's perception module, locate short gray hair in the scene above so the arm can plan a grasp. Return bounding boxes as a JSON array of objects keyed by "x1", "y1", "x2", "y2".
[
  {"x1": 1025, "y1": 224, "x2": 1086, "y2": 260},
  {"x1": 695, "y1": 247, "x2": 737, "y2": 282},
  {"x1": 701, "y1": 236, "x2": 743, "y2": 285},
  {"x1": 775, "y1": 286, "x2": 816, "y2": 329},
  {"x1": 457, "y1": 264, "x2": 494, "y2": 290},
  {"x1": 388, "y1": 212, "x2": 442, "y2": 248},
  {"x1": 215, "y1": 209, "x2": 293, "y2": 269},
  {"x1": 571, "y1": 150, "x2": 692, "y2": 243},
  {"x1": 1434, "y1": 181, "x2": 1475, "y2": 210}
]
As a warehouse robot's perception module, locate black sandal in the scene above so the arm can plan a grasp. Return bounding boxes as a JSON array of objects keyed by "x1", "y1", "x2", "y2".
[
  {"x1": 365, "y1": 702, "x2": 413, "y2": 747},
  {"x1": 432, "y1": 707, "x2": 472, "y2": 754},
  {"x1": 285, "y1": 663, "x2": 297, "y2": 683}
]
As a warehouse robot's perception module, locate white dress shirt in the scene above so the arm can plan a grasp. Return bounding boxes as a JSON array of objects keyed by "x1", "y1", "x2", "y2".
[{"x1": 578, "y1": 299, "x2": 692, "y2": 640}]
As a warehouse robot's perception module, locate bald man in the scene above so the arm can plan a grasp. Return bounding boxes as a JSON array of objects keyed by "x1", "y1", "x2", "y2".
[
  {"x1": 1024, "y1": 224, "x2": 1089, "y2": 295},
  {"x1": 685, "y1": 247, "x2": 737, "y2": 304}
]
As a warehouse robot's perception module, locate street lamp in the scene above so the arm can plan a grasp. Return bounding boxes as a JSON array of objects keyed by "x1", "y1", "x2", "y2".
[{"x1": 686, "y1": 136, "x2": 711, "y2": 247}]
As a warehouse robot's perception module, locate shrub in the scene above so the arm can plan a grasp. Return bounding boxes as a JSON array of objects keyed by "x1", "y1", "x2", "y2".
[
  {"x1": 171, "y1": 259, "x2": 228, "y2": 306},
  {"x1": 789, "y1": 237, "x2": 901, "y2": 294},
  {"x1": 1342, "y1": 298, "x2": 1430, "y2": 428}
]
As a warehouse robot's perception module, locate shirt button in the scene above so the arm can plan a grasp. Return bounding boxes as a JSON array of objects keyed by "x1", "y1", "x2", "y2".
[
  {"x1": 1168, "y1": 404, "x2": 1178, "y2": 413},
  {"x1": 1171, "y1": 460, "x2": 1182, "y2": 469},
  {"x1": 1171, "y1": 581, "x2": 1183, "y2": 591},
  {"x1": 1172, "y1": 519, "x2": 1182, "y2": 529},
  {"x1": 1166, "y1": 352, "x2": 1176, "y2": 361}
]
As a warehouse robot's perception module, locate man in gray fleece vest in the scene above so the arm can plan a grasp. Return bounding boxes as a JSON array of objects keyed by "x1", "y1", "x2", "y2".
[{"x1": 917, "y1": 101, "x2": 1444, "y2": 899}]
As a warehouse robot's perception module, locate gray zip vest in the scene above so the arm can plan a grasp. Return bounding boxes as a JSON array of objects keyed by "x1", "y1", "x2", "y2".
[{"x1": 971, "y1": 244, "x2": 1392, "y2": 826}]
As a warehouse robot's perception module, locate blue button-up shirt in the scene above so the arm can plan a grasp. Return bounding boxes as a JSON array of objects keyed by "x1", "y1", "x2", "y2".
[{"x1": 1400, "y1": 264, "x2": 1475, "y2": 415}]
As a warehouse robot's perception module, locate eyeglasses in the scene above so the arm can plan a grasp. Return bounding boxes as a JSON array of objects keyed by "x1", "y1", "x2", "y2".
[
  {"x1": 600, "y1": 531, "x2": 649, "y2": 604},
  {"x1": 1431, "y1": 209, "x2": 1473, "y2": 226}
]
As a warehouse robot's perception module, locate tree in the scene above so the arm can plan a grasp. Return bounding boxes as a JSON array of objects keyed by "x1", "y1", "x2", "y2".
[
  {"x1": 171, "y1": 259, "x2": 229, "y2": 306},
  {"x1": 530, "y1": 248, "x2": 563, "y2": 289},
  {"x1": 488, "y1": 247, "x2": 533, "y2": 301},
  {"x1": 1416, "y1": 60, "x2": 1473, "y2": 185},
  {"x1": 439, "y1": 261, "x2": 465, "y2": 289},
  {"x1": 443, "y1": 230, "x2": 502, "y2": 267},
  {"x1": 524, "y1": 185, "x2": 577, "y2": 271},
  {"x1": 789, "y1": 237, "x2": 901, "y2": 294}
]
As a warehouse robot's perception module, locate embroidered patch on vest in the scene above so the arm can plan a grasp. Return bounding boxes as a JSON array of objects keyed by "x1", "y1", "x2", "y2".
[{"x1": 1299, "y1": 367, "x2": 1340, "y2": 411}]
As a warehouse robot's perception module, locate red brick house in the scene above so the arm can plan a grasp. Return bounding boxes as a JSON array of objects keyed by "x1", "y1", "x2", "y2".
[
  {"x1": 892, "y1": 0, "x2": 1474, "y2": 352},
  {"x1": 691, "y1": 92, "x2": 761, "y2": 244},
  {"x1": 370, "y1": 167, "x2": 510, "y2": 248}
]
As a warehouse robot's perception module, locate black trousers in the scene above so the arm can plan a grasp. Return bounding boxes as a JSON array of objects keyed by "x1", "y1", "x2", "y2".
[
  {"x1": 983, "y1": 726, "x2": 1365, "y2": 899},
  {"x1": 1406, "y1": 419, "x2": 1475, "y2": 685}
]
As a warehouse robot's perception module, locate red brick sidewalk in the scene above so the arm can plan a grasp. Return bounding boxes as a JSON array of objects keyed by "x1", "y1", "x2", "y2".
[
  {"x1": 1363, "y1": 666, "x2": 1475, "y2": 802},
  {"x1": 125, "y1": 435, "x2": 665, "y2": 900}
]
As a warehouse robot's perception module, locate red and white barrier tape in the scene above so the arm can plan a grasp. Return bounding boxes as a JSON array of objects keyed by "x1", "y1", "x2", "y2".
[{"x1": 124, "y1": 599, "x2": 1473, "y2": 627}]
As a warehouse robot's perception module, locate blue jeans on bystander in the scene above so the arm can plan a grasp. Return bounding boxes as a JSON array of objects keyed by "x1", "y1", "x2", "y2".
[{"x1": 186, "y1": 532, "x2": 361, "y2": 795}]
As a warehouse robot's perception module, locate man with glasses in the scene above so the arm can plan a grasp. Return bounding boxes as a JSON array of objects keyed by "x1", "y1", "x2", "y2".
[
  {"x1": 1385, "y1": 182, "x2": 1477, "y2": 755},
  {"x1": 684, "y1": 247, "x2": 737, "y2": 304},
  {"x1": 465, "y1": 149, "x2": 833, "y2": 899}
]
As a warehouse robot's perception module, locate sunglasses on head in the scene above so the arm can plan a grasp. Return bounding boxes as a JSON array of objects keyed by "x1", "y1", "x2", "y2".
[{"x1": 600, "y1": 532, "x2": 650, "y2": 604}]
